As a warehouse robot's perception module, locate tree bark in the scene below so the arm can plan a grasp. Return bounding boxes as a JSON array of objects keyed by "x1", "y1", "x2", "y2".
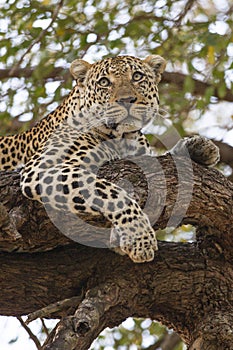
[{"x1": 0, "y1": 154, "x2": 232, "y2": 349}]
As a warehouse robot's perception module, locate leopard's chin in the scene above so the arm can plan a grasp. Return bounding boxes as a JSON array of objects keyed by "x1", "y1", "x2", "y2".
[{"x1": 117, "y1": 118, "x2": 143, "y2": 132}]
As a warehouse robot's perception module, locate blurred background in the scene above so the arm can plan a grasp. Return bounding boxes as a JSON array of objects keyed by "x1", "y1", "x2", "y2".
[{"x1": 0, "y1": 0, "x2": 232, "y2": 348}]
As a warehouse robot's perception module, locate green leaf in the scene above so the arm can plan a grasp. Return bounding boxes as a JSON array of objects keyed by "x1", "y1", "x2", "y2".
[
  {"x1": 183, "y1": 75, "x2": 195, "y2": 93},
  {"x1": 204, "y1": 86, "x2": 215, "y2": 103},
  {"x1": 217, "y1": 84, "x2": 227, "y2": 99}
]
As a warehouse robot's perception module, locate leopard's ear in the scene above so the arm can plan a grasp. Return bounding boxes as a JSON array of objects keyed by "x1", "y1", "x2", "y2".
[
  {"x1": 70, "y1": 59, "x2": 91, "y2": 85},
  {"x1": 144, "y1": 55, "x2": 166, "y2": 84}
]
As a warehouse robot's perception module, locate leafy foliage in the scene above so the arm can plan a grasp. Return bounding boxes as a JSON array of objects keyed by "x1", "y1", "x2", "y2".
[
  {"x1": 0, "y1": 0, "x2": 232, "y2": 134},
  {"x1": 91, "y1": 318, "x2": 184, "y2": 349}
]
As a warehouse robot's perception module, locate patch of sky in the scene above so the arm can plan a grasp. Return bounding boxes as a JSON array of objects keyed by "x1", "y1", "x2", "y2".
[
  {"x1": 142, "y1": 329, "x2": 158, "y2": 348},
  {"x1": 191, "y1": 57, "x2": 206, "y2": 73},
  {"x1": 11, "y1": 89, "x2": 29, "y2": 117},
  {"x1": 83, "y1": 45, "x2": 109, "y2": 62},
  {"x1": 227, "y1": 43, "x2": 233, "y2": 57},
  {"x1": 193, "y1": 13, "x2": 209, "y2": 22},
  {"x1": 54, "y1": 58, "x2": 70, "y2": 68},
  {"x1": 122, "y1": 317, "x2": 135, "y2": 331},
  {"x1": 209, "y1": 21, "x2": 230, "y2": 35},
  {"x1": 169, "y1": 0, "x2": 188, "y2": 20},
  {"x1": 16, "y1": 0, "x2": 30, "y2": 9},
  {"x1": 113, "y1": 9, "x2": 130, "y2": 25},
  {"x1": 33, "y1": 18, "x2": 51, "y2": 29},
  {"x1": 83, "y1": 4, "x2": 96, "y2": 18},
  {"x1": 214, "y1": 0, "x2": 230, "y2": 12},
  {"x1": 0, "y1": 18, "x2": 10, "y2": 33},
  {"x1": 185, "y1": 102, "x2": 233, "y2": 146},
  {"x1": 108, "y1": 28, "x2": 125, "y2": 41},
  {"x1": 0, "y1": 316, "x2": 58, "y2": 350},
  {"x1": 87, "y1": 33, "x2": 97, "y2": 43}
]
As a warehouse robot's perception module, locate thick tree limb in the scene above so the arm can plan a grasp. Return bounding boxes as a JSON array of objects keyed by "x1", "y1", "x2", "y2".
[
  {"x1": 214, "y1": 140, "x2": 233, "y2": 168},
  {"x1": 42, "y1": 282, "x2": 119, "y2": 350},
  {"x1": 0, "y1": 154, "x2": 233, "y2": 349},
  {"x1": 1, "y1": 67, "x2": 233, "y2": 102},
  {"x1": 26, "y1": 296, "x2": 82, "y2": 324},
  {"x1": 162, "y1": 71, "x2": 233, "y2": 102},
  {"x1": 0, "y1": 155, "x2": 232, "y2": 253}
]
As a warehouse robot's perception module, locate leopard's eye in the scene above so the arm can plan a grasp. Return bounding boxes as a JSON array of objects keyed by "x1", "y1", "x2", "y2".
[
  {"x1": 98, "y1": 77, "x2": 111, "y2": 87},
  {"x1": 132, "y1": 71, "x2": 144, "y2": 82}
]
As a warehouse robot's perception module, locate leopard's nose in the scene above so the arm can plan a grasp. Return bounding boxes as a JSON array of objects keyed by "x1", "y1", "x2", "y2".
[{"x1": 116, "y1": 96, "x2": 137, "y2": 104}]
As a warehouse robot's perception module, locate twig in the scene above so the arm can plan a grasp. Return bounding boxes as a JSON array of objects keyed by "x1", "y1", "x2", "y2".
[
  {"x1": 2, "y1": 67, "x2": 233, "y2": 102},
  {"x1": 42, "y1": 282, "x2": 119, "y2": 350},
  {"x1": 17, "y1": 316, "x2": 42, "y2": 350},
  {"x1": 174, "y1": 0, "x2": 196, "y2": 26},
  {"x1": 26, "y1": 295, "x2": 82, "y2": 324},
  {"x1": 9, "y1": 0, "x2": 64, "y2": 76},
  {"x1": 40, "y1": 318, "x2": 50, "y2": 337},
  {"x1": 73, "y1": 282, "x2": 119, "y2": 336}
]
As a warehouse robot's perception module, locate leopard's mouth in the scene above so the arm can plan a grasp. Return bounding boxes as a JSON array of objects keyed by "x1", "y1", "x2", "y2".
[
  {"x1": 104, "y1": 115, "x2": 143, "y2": 133},
  {"x1": 119, "y1": 116, "x2": 143, "y2": 129},
  {"x1": 95, "y1": 102, "x2": 157, "y2": 135}
]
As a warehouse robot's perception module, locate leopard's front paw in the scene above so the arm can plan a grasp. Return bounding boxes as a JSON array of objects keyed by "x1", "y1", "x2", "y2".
[
  {"x1": 110, "y1": 216, "x2": 158, "y2": 263},
  {"x1": 171, "y1": 135, "x2": 220, "y2": 167}
]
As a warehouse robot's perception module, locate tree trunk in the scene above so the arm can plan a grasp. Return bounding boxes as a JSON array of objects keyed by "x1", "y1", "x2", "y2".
[{"x1": 0, "y1": 154, "x2": 232, "y2": 349}]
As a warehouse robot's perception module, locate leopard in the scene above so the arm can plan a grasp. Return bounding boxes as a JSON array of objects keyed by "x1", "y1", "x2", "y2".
[{"x1": 0, "y1": 55, "x2": 220, "y2": 263}]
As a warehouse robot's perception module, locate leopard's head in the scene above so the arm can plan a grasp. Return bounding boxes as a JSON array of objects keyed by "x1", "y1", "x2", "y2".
[{"x1": 70, "y1": 55, "x2": 166, "y2": 136}]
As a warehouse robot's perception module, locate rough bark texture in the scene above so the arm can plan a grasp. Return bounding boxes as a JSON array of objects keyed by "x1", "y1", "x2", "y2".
[{"x1": 0, "y1": 154, "x2": 232, "y2": 349}]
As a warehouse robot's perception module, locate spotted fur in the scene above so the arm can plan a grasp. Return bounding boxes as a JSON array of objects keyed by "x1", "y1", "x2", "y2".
[{"x1": 0, "y1": 55, "x2": 219, "y2": 263}]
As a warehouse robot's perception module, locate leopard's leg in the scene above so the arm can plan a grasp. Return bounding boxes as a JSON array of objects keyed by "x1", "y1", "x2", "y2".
[
  {"x1": 21, "y1": 164, "x2": 157, "y2": 263},
  {"x1": 170, "y1": 135, "x2": 220, "y2": 166}
]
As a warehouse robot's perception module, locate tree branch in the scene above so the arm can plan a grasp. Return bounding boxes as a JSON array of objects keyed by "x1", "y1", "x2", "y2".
[
  {"x1": 162, "y1": 71, "x2": 233, "y2": 102},
  {"x1": 1, "y1": 67, "x2": 233, "y2": 102},
  {"x1": 9, "y1": 0, "x2": 64, "y2": 76},
  {"x1": 17, "y1": 316, "x2": 42, "y2": 350},
  {"x1": 1, "y1": 155, "x2": 232, "y2": 254},
  {"x1": 0, "y1": 154, "x2": 233, "y2": 349},
  {"x1": 189, "y1": 311, "x2": 233, "y2": 350},
  {"x1": 26, "y1": 296, "x2": 82, "y2": 324},
  {"x1": 174, "y1": 0, "x2": 196, "y2": 26},
  {"x1": 42, "y1": 282, "x2": 119, "y2": 350}
]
